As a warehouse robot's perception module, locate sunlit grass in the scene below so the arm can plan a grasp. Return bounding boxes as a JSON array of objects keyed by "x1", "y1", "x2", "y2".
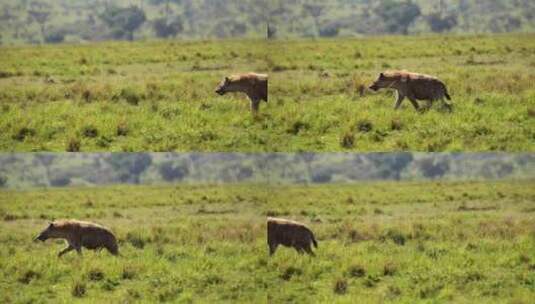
[
  {"x1": 0, "y1": 180, "x2": 534, "y2": 302},
  {"x1": 1, "y1": 35, "x2": 534, "y2": 151}
]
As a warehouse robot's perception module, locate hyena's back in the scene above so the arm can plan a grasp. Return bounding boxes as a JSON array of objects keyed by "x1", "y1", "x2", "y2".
[
  {"x1": 407, "y1": 73, "x2": 450, "y2": 101},
  {"x1": 66, "y1": 220, "x2": 119, "y2": 255},
  {"x1": 267, "y1": 217, "x2": 317, "y2": 253},
  {"x1": 79, "y1": 224, "x2": 119, "y2": 255}
]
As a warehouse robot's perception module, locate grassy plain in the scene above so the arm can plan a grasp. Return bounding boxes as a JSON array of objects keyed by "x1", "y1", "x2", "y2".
[
  {"x1": 0, "y1": 180, "x2": 534, "y2": 302},
  {"x1": 269, "y1": 34, "x2": 535, "y2": 152},
  {"x1": 0, "y1": 34, "x2": 534, "y2": 151}
]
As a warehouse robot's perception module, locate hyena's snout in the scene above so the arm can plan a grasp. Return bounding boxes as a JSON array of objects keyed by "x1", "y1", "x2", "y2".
[
  {"x1": 34, "y1": 233, "x2": 47, "y2": 242},
  {"x1": 369, "y1": 83, "x2": 379, "y2": 91},
  {"x1": 215, "y1": 86, "x2": 226, "y2": 95}
]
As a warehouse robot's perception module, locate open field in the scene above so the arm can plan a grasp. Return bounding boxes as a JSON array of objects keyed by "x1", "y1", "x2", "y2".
[
  {"x1": 1, "y1": 34, "x2": 534, "y2": 152},
  {"x1": 1, "y1": 180, "x2": 534, "y2": 302},
  {"x1": 269, "y1": 34, "x2": 535, "y2": 152},
  {"x1": 0, "y1": 39, "x2": 270, "y2": 152}
]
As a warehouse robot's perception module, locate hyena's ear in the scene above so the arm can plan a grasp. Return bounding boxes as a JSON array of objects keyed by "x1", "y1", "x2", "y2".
[
  {"x1": 379, "y1": 72, "x2": 385, "y2": 78},
  {"x1": 225, "y1": 76, "x2": 230, "y2": 82}
]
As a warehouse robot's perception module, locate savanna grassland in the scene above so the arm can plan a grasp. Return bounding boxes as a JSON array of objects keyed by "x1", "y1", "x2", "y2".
[
  {"x1": 269, "y1": 34, "x2": 535, "y2": 152},
  {"x1": 1, "y1": 180, "x2": 534, "y2": 303},
  {"x1": 0, "y1": 39, "x2": 270, "y2": 152},
  {"x1": 1, "y1": 34, "x2": 535, "y2": 152}
]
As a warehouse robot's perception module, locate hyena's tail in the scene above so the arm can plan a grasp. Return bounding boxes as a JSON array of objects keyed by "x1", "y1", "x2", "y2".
[{"x1": 444, "y1": 86, "x2": 452, "y2": 100}]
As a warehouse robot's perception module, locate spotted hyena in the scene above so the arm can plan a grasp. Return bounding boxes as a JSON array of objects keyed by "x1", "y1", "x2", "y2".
[
  {"x1": 34, "y1": 220, "x2": 119, "y2": 257},
  {"x1": 369, "y1": 70, "x2": 452, "y2": 111},
  {"x1": 215, "y1": 73, "x2": 268, "y2": 115},
  {"x1": 267, "y1": 217, "x2": 318, "y2": 256}
]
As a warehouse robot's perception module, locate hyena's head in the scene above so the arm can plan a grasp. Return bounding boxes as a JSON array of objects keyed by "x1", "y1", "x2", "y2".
[
  {"x1": 34, "y1": 222, "x2": 62, "y2": 242},
  {"x1": 215, "y1": 75, "x2": 247, "y2": 95},
  {"x1": 215, "y1": 77, "x2": 229, "y2": 95},
  {"x1": 369, "y1": 72, "x2": 398, "y2": 91},
  {"x1": 215, "y1": 76, "x2": 234, "y2": 95}
]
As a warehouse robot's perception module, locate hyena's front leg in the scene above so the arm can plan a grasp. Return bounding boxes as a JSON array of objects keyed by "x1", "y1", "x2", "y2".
[
  {"x1": 394, "y1": 91, "x2": 406, "y2": 110},
  {"x1": 58, "y1": 245, "x2": 74, "y2": 257},
  {"x1": 250, "y1": 98, "x2": 261, "y2": 116}
]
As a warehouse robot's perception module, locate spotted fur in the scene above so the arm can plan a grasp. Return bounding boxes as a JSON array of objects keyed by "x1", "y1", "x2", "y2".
[
  {"x1": 215, "y1": 72, "x2": 268, "y2": 115},
  {"x1": 267, "y1": 217, "x2": 318, "y2": 256},
  {"x1": 369, "y1": 70, "x2": 452, "y2": 111},
  {"x1": 35, "y1": 220, "x2": 118, "y2": 257}
]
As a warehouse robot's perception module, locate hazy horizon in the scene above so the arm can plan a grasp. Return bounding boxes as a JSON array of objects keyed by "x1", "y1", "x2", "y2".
[
  {"x1": 0, "y1": 0, "x2": 534, "y2": 45},
  {"x1": 1, "y1": 153, "x2": 533, "y2": 189}
]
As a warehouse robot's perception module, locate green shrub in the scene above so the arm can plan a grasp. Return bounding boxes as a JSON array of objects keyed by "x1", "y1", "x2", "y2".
[
  {"x1": 12, "y1": 127, "x2": 36, "y2": 141},
  {"x1": 348, "y1": 264, "x2": 366, "y2": 278},
  {"x1": 340, "y1": 132, "x2": 355, "y2": 148},
  {"x1": 72, "y1": 281, "x2": 86, "y2": 298},
  {"x1": 82, "y1": 125, "x2": 98, "y2": 138},
  {"x1": 333, "y1": 278, "x2": 348, "y2": 295},
  {"x1": 120, "y1": 88, "x2": 141, "y2": 105},
  {"x1": 67, "y1": 138, "x2": 81, "y2": 152}
]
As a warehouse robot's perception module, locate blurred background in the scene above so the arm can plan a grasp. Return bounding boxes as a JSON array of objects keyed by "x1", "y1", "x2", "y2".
[
  {"x1": 0, "y1": 153, "x2": 533, "y2": 189},
  {"x1": 1, "y1": 0, "x2": 534, "y2": 45},
  {"x1": 0, "y1": 0, "x2": 269, "y2": 45},
  {"x1": 268, "y1": 0, "x2": 535, "y2": 38}
]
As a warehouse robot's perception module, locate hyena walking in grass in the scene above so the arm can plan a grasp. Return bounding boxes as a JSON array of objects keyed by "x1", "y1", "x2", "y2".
[
  {"x1": 35, "y1": 220, "x2": 119, "y2": 257},
  {"x1": 369, "y1": 70, "x2": 453, "y2": 112},
  {"x1": 215, "y1": 73, "x2": 268, "y2": 115},
  {"x1": 267, "y1": 217, "x2": 318, "y2": 256}
]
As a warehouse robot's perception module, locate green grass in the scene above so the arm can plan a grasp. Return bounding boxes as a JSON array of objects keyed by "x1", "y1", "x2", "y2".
[
  {"x1": 268, "y1": 34, "x2": 535, "y2": 152},
  {"x1": 1, "y1": 34, "x2": 534, "y2": 151},
  {"x1": 1, "y1": 180, "x2": 534, "y2": 302}
]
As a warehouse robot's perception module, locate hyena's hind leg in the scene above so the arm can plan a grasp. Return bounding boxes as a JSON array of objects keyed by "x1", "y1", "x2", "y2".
[
  {"x1": 303, "y1": 243, "x2": 315, "y2": 256},
  {"x1": 106, "y1": 244, "x2": 119, "y2": 256},
  {"x1": 441, "y1": 97, "x2": 453, "y2": 112},
  {"x1": 441, "y1": 85, "x2": 453, "y2": 112},
  {"x1": 425, "y1": 100, "x2": 433, "y2": 110}
]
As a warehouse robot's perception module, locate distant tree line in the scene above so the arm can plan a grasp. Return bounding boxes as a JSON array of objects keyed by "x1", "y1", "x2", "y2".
[
  {"x1": 0, "y1": 0, "x2": 533, "y2": 44},
  {"x1": 269, "y1": 0, "x2": 535, "y2": 38},
  {"x1": 0, "y1": 153, "x2": 533, "y2": 189},
  {"x1": 0, "y1": 0, "x2": 267, "y2": 45}
]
